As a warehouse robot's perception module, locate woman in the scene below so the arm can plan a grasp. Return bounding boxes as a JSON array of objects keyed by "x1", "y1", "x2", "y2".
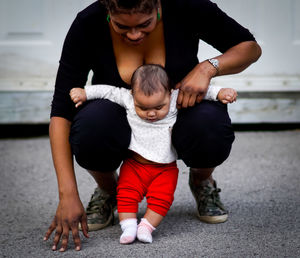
[{"x1": 44, "y1": 0, "x2": 261, "y2": 252}]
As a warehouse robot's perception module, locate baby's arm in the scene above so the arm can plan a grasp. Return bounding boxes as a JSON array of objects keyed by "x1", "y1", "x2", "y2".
[
  {"x1": 204, "y1": 86, "x2": 237, "y2": 104},
  {"x1": 69, "y1": 85, "x2": 131, "y2": 108}
]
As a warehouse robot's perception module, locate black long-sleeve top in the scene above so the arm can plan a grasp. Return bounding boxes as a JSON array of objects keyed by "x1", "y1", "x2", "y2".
[{"x1": 50, "y1": 0, "x2": 256, "y2": 121}]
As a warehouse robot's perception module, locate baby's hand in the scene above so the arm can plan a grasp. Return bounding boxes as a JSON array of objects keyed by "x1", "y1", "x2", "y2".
[
  {"x1": 217, "y1": 88, "x2": 238, "y2": 104},
  {"x1": 69, "y1": 88, "x2": 87, "y2": 108}
]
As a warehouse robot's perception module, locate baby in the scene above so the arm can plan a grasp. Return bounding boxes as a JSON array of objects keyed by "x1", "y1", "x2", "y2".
[{"x1": 70, "y1": 64, "x2": 237, "y2": 244}]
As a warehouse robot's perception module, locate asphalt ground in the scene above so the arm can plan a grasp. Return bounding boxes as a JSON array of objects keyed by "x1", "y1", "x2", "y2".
[{"x1": 0, "y1": 131, "x2": 300, "y2": 257}]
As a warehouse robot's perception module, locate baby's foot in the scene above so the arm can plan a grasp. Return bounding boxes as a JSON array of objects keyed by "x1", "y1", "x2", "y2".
[
  {"x1": 137, "y1": 218, "x2": 156, "y2": 243},
  {"x1": 120, "y1": 218, "x2": 137, "y2": 244},
  {"x1": 217, "y1": 88, "x2": 238, "y2": 104}
]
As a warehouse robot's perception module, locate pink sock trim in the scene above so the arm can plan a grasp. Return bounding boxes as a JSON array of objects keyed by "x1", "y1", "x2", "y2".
[{"x1": 139, "y1": 218, "x2": 155, "y2": 232}]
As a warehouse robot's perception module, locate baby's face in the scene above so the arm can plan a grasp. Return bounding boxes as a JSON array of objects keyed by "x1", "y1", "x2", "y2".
[{"x1": 133, "y1": 90, "x2": 171, "y2": 122}]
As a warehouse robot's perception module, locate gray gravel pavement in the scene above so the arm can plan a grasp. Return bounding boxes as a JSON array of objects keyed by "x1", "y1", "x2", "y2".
[{"x1": 0, "y1": 131, "x2": 300, "y2": 257}]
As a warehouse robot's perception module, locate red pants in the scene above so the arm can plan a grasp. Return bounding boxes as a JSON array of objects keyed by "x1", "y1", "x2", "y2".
[{"x1": 117, "y1": 158, "x2": 179, "y2": 217}]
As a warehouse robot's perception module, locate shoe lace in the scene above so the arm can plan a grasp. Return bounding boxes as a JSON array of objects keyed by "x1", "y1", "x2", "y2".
[
  {"x1": 199, "y1": 186, "x2": 224, "y2": 210},
  {"x1": 86, "y1": 192, "x2": 111, "y2": 215}
]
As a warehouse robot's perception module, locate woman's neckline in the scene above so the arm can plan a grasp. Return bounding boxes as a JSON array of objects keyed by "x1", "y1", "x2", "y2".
[{"x1": 108, "y1": 0, "x2": 169, "y2": 88}]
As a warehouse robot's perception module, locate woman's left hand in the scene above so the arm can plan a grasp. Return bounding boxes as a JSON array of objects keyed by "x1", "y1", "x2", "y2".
[
  {"x1": 176, "y1": 61, "x2": 216, "y2": 108},
  {"x1": 176, "y1": 41, "x2": 262, "y2": 109}
]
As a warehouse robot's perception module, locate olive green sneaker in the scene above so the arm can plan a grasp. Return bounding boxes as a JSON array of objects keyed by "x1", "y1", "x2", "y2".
[
  {"x1": 79, "y1": 187, "x2": 117, "y2": 231},
  {"x1": 189, "y1": 175, "x2": 228, "y2": 224}
]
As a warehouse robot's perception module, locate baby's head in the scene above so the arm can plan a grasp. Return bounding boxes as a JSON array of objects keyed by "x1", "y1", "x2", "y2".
[{"x1": 131, "y1": 64, "x2": 172, "y2": 122}]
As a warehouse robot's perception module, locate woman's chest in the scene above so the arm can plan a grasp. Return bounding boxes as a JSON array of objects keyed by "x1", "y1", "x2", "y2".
[
  {"x1": 111, "y1": 23, "x2": 166, "y2": 85},
  {"x1": 92, "y1": 19, "x2": 199, "y2": 87}
]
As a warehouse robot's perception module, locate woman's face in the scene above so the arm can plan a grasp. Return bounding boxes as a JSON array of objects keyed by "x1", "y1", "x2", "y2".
[{"x1": 109, "y1": 9, "x2": 158, "y2": 45}]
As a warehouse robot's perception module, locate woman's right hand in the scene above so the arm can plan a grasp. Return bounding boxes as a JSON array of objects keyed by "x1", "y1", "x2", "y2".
[
  {"x1": 44, "y1": 196, "x2": 89, "y2": 252},
  {"x1": 47, "y1": 117, "x2": 89, "y2": 251}
]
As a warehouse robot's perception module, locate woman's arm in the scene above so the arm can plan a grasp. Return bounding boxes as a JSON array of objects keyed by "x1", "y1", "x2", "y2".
[
  {"x1": 44, "y1": 117, "x2": 89, "y2": 252},
  {"x1": 203, "y1": 41, "x2": 262, "y2": 77},
  {"x1": 176, "y1": 0, "x2": 262, "y2": 108},
  {"x1": 176, "y1": 41, "x2": 262, "y2": 108},
  {"x1": 49, "y1": 117, "x2": 76, "y2": 197}
]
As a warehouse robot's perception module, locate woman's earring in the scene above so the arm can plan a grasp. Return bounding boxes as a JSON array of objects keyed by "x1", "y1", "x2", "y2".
[
  {"x1": 106, "y1": 14, "x2": 110, "y2": 23},
  {"x1": 157, "y1": 8, "x2": 160, "y2": 21}
]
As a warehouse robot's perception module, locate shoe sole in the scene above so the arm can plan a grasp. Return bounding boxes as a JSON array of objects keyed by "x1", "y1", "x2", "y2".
[
  {"x1": 197, "y1": 213, "x2": 228, "y2": 224},
  {"x1": 79, "y1": 206, "x2": 117, "y2": 231}
]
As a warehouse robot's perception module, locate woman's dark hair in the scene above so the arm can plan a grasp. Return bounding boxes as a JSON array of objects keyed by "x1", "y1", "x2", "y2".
[
  {"x1": 131, "y1": 64, "x2": 172, "y2": 96},
  {"x1": 100, "y1": 0, "x2": 158, "y2": 14}
]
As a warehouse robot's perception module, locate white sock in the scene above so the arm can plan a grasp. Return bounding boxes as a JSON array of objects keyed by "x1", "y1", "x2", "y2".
[
  {"x1": 137, "y1": 218, "x2": 156, "y2": 243},
  {"x1": 119, "y1": 218, "x2": 137, "y2": 244}
]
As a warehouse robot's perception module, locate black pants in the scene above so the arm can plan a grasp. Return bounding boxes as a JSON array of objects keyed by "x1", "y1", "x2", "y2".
[{"x1": 69, "y1": 99, "x2": 235, "y2": 171}]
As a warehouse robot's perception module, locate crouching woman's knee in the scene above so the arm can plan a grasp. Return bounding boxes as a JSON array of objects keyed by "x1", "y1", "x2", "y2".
[
  {"x1": 69, "y1": 99, "x2": 131, "y2": 171},
  {"x1": 172, "y1": 101, "x2": 235, "y2": 168}
]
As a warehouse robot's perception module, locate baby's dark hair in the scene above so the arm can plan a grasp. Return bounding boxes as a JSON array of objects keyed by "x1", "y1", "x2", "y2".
[
  {"x1": 131, "y1": 64, "x2": 171, "y2": 96},
  {"x1": 100, "y1": 0, "x2": 158, "y2": 14}
]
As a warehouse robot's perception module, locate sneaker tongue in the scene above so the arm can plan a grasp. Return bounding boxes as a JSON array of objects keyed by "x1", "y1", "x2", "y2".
[
  {"x1": 199, "y1": 179, "x2": 214, "y2": 188},
  {"x1": 93, "y1": 188, "x2": 110, "y2": 199}
]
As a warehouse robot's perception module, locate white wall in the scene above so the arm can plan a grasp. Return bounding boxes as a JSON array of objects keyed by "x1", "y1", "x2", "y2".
[
  {"x1": 0, "y1": 0, "x2": 95, "y2": 81},
  {"x1": 1, "y1": 0, "x2": 299, "y2": 80}
]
